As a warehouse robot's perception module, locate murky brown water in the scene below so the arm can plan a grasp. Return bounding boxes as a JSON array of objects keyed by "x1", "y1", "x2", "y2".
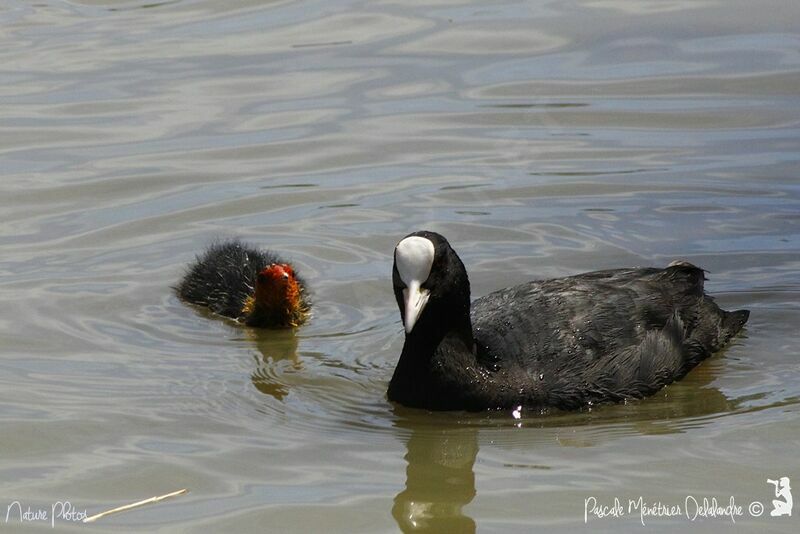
[{"x1": 2, "y1": 0, "x2": 799, "y2": 532}]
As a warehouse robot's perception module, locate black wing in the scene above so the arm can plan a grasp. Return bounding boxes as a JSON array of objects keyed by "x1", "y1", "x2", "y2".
[{"x1": 471, "y1": 265, "x2": 747, "y2": 407}]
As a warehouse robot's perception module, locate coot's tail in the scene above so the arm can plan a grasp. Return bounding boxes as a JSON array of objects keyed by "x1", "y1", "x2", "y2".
[
  {"x1": 721, "y1": 309, "x2": 750, "y2": 342},
  {"x1": 694, "y1": 298, "x2": 749, "y2": 354},
  {"x1": 679, "y1": 298, "x2": 748, "y2": 374}
]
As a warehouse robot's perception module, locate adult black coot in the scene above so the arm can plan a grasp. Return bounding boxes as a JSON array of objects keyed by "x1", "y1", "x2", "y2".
[
  {"x1": 176, "y1": 240, "x2": 309, "y2": 328},
  {"x1": 389, "y1": 231, "x2": 749, "y2": 411}
]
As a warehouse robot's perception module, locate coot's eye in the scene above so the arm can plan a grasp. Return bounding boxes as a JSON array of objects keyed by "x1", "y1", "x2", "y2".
[{"x1": 392, "y1": 266, "x2": 406, "y2": 289}]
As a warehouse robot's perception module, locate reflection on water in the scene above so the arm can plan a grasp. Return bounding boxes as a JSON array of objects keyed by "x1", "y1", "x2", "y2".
[
  {"x1": 393, "y1": 418, "x2": 478, "y2": 533},
  {"x1": 249, "y1": 329, "x2": 302, "y2": 401}
]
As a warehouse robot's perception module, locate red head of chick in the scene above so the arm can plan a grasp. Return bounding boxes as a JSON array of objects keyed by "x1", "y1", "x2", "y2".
[{"x1": 243, "y1": 263, "x2": 309, "y2": 328}]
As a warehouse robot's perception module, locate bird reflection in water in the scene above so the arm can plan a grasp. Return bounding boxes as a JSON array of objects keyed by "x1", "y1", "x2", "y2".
[
  {"x1": 248, "y1": 328, "x2": 301, "y2": 401},
  {"x1": 392, "y1": 414, "x2": 479, "y2": 533}
]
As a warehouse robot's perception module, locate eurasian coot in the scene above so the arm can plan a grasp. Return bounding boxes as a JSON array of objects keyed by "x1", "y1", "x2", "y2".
[
  {"x1": 389, "y1": 231, "x2": 749, "y2": 411},
  {"x1": 176, "y1": 240, "x2": 309, "y2": 328}
]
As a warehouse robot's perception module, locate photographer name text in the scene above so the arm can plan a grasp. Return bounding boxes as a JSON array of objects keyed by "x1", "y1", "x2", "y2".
[{"x1": 584, "y1": 495, "x2": 767, "y2": 525}]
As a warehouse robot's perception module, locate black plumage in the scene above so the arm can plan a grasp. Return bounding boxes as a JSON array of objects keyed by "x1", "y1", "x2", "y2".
[
  {"x1": 175, "y1": 240, "x2": 308, "y2": 324},
  {"x1": 389, "y1": 231, "x2": 749, "y2": 412}
]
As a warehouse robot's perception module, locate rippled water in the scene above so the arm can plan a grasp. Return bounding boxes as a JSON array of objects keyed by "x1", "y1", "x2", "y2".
[{"x1": 2, "y1": 0, "x2": 799, "y2": 531}]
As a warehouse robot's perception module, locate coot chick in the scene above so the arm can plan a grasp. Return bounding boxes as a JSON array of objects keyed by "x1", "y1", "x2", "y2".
[
  {"x1": 176, "y1": 240, "x2": 309, "y2": 328},
  {"x1": 389, "y1": 231, "x2": 749, "y2": 411}
]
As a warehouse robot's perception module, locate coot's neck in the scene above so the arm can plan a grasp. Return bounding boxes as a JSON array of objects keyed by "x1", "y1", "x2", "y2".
[
  {"x1": 404, "y1": 313, "x2": 474, "y2": 359},
  {"x1": 388, "y1": 301, "x2": 477, "y2": 409}
]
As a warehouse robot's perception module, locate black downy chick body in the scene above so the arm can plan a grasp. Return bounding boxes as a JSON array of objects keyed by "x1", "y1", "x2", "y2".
[{"x1": 389, "y1": 231, "x2": 749, "y2": 411}]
